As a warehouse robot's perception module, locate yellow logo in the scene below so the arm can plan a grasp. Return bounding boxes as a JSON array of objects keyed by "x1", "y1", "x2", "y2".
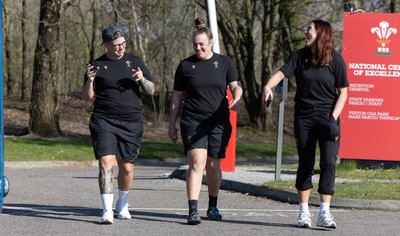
[{"x1": 213, "y1": 61, "x2": 219, "y2": 68}]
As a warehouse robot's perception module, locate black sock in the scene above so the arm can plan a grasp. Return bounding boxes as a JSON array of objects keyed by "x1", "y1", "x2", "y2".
[
  {"x1": 208, "y1": 195, "x2": 218, "y2": 209},
  {"x1": 188, "y1": 200, "x2": 198, "y2": 214}
]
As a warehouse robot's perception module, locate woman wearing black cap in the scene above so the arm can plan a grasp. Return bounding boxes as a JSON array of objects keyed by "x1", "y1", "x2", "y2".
[{"x1": 82, "y1": 25, "x2": 155, "y2": 224}]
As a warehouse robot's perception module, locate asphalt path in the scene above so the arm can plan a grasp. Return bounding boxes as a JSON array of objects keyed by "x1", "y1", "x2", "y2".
[{"x1": 1, "y1": 163, "x2": 399, "y2": 235}]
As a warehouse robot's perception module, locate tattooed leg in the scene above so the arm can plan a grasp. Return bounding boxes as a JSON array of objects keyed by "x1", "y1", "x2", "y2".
[{"x1": 99, "y1": 166, "x2": 114, "y2": 194}]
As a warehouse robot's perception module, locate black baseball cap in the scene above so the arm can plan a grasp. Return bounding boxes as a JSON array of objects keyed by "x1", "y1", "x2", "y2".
[{"x1": 101, "y1": 25, "x2": 129, "y2": 45}]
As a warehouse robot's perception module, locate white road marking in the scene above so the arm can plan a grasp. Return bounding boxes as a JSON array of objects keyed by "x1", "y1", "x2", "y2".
[{"x1": 128, "y1": 208, "x2": 346, "y2": 213}]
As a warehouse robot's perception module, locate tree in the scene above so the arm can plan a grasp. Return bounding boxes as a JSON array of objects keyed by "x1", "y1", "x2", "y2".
[
  {"x1": 2, "y1": 0, "x2": 14, "y2": 97},
  {"x1": 128, "y1": 0, "x2": 196, "y2": 127},
  {"x1": 21, "y1": 0, "x2": 29, "y2": 100},
  {"x1": 29, "y1": 0, "x2": 62, "y2": 137},
  {"x1": 390, "y1": 0, "x2": 398, "y2": 13}
]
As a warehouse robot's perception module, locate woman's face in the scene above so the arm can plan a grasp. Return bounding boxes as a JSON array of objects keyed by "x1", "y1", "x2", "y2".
[
  {"x1": 304, "y1": 22, "x2": 317, "y2": 48},
  {"x1": 105, "y1": 37, "x2": 126, "y2": 59},
  {"x1": 192, "y1": 33, "x2": 213, "y2": 60}
]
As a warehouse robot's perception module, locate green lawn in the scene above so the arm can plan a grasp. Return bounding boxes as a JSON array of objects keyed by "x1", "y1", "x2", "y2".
[
  {"x1": 4, "y1": 137, "x2": 296, "y2": 161},
  {"x1": 263, "y1": 180, "x2": 400, "y2": 200},
  {"x1": 4, "y1": 137, "x2": 94, "y2": 161}
]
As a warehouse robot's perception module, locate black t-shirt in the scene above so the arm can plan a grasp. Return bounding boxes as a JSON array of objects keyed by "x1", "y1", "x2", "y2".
[
  {"x1": 83, "y1": 53, "x2": 152, "y2": 122},
  {"x1": 280, "y1": 48, "x2": 349, "y2": 118},
  {"x1": 173, "y1": 53, "x2": 239, "y2": 122}
]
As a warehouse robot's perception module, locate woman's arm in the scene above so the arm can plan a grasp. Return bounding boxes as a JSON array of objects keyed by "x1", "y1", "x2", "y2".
[
  {"x1": 133, "y1": 67, "x2": 155, "y2": 95},
  {"x1": 168, "y1": 90, "x2": 185, "y2": 143},
  {"x1": 261, "y1": 71, "x2": 286, "y2": 105},
  {"x1": 228, "y1": 81, "x2": 243, "y2": 111},
  {"x1": 82, "y1": 64, "x2": 97, "y2": 101},
  {"x1": 332, "y1": 87, "x2": 348, "y2": 120}
]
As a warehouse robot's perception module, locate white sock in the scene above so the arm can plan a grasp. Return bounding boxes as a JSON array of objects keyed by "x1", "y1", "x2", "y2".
[
  {"x1": 320, "y1": 202, "x2": 330, "y2": 213},
  {"x1": 299, "y1": 203, "x2": 309, "y2": 213},
  {"x1": 101, "y1": 194, "x2": 114, "y2": 212},
  {"x1": 117, "y1": 190, "x2": 130, "y2": 209}
]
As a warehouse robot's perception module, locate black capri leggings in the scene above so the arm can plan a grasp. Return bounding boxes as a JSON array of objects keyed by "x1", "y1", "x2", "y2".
[{"x1": 294, "y1": 113, "x2": 340, "y2": 195}]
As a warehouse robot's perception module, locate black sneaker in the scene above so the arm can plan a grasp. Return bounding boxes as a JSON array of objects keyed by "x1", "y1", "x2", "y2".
[
  {"x1": 206, "y1": 207, "x2": 222, "y2": 220},
  {"x1": 187, "y1": 212, "x2": 201, "y2": 225}
]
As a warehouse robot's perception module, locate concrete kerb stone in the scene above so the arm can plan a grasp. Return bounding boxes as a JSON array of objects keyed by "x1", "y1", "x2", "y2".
[
  {"x1": 170, "y1": 165, "x2": 306, "y2": 206},
  {"x1": 220, "y1": 178, "x2": 300, "y2": 204}
]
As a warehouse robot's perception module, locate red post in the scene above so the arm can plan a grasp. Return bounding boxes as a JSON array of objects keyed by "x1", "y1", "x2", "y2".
[{"x1": 221, "y1": 89, "x2": 236, "y2": 172}]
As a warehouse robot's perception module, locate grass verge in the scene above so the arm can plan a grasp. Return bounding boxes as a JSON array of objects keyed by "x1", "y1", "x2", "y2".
[
  {"x1": 4, "y1": 137, "x2": 186, "y2": 161},
  {"x1": 263, "y1": 180, "x2": 400, "y2": 200},
  {"x1": 4, "y1": 137, "x2": 296, "y2": 161},
  {"x1": 4, "y1": 137, "x2": 94, "y2": 161}
]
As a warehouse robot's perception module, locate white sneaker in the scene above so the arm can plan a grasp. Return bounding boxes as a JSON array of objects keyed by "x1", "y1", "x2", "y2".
[
  {"x1": 115, "y1": 201, "x2": 131, "y2": 219},
  {"x1": 99, "y1": 210, "x2": 114, "y2": 224},
  {"x1": 297, "y1": 211, "x2": 311, "y2": 228},
  {"x1": 316, "y1": 210, "x2": 337, "y2": 229}
]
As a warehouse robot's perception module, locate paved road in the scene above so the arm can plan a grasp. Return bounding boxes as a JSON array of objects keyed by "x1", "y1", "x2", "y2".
[{"x1": 1, "y1": 163, "x2": 399, "y2": 235}]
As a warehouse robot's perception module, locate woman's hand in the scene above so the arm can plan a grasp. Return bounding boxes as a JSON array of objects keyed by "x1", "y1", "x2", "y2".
[
  {"x1": 262, "y1": 86, "x2": 274, "y2": 107},
  {"x1": 168, "y1": 126, "x2": 178, "y2": 143},
  {"x1": 86, "y1": 64, "x2": 98, "y2": 82},
  {"x1": 228, "y1": 98, "x2": 241, "y2": 111}
]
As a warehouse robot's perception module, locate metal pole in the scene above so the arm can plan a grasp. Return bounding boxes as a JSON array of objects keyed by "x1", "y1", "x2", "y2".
[
  {"x1": 0, "y1": 0, "x2": 5, "y2": 212},
  {"x1": 207, "y1": 0, "x2": 220, "y2": 53},
  {"x1": 275, "y1": 102, "x2": 285, "y2": 180},
  {"x1": 275, "y1": 78, "x2": 288, "y2": 181}
]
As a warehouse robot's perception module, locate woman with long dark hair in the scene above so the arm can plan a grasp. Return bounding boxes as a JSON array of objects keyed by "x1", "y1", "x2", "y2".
[{"x1": 262, "y1": 19, "x2": 348, "y2": 229}]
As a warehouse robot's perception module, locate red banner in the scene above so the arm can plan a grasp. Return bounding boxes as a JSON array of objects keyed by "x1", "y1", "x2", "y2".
[{"x1": 340, "y1": 12, "x2": 400, "y2": 161}]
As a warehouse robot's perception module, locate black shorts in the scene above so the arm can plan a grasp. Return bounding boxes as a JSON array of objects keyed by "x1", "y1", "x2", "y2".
[
  {"x1": 89, "y1": 114, "x2": 143, "y2": 162},
  {"x1": 180, "y1": 116, "x2": 232, "y2": 159}
]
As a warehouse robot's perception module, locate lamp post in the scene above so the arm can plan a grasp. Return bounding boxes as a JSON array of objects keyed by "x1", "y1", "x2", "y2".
[{"x1": 0, "y1": 0, "x2": 5, "y2": 212}]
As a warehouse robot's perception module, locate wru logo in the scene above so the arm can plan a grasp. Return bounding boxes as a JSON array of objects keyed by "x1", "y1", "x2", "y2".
[{"x1": 371, "y1": 21, "x2": 397, "y2": 55}]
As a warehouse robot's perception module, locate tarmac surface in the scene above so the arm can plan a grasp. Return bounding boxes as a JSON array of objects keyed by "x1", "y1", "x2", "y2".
[
  {"x1": 2, "y1": 159, "x2": 400, "y2": 236},
  {"x1": 4, "y1": 158, "x2": 400, "y2": 212}
]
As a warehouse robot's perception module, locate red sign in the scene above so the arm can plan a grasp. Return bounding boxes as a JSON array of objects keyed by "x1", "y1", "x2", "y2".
[{"x1": 340, "y1": 12, "x2": 400, "y2": 161}]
